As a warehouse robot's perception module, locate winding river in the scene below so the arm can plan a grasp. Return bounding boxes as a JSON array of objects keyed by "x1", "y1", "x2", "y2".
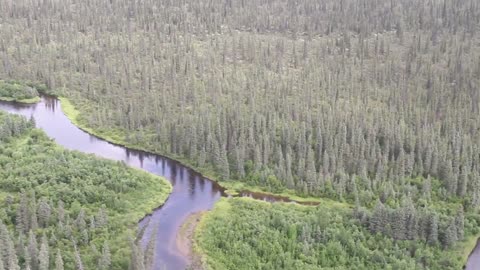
[{"x1": 0, "y1": 96, "x2": 478, "y2": 270}]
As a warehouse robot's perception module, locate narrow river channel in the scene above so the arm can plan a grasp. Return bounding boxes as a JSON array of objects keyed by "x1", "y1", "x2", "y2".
[
  {"x1": 1, "y1": 96, "x2": 219, "y2": 269},
  {"x1": 0, "y1": 96, "x2": 478, "y2": 270}
]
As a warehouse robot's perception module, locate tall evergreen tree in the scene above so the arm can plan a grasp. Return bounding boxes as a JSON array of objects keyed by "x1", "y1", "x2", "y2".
[
  {"x1": 38, "y1": 234, "x2": 49, "y2": 270},
  {"x1": 427, "y1": 214, "x2": 439, "y2": 246},
  {"x1": 55, "y1": 250, "x2": 64, "y2": 270},
  {"x1": 27, "y1": 230, "x2": 38, "y2": 270},
  {"x1": 98, "y1": 242, "x2": 111, "y2": 270}
]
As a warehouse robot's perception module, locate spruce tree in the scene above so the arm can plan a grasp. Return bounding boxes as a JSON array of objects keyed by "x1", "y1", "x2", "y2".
[
  {"x1": 37, "y1": 199, "x2": 51, "y2": 228},
  {"x1": 442, "y1": 219, "x2": 458, "y2": 249},
  {"x1": 55, "y1": 250, "x2": 64, "y2": 270},
  {"x1": 98, "y1": 242, "x2": 111, "y2": 270},
  {"x1": 27, "y1": 230, "x2": 38, "y2": 270},
  {"x1": 369, "y1": 201, "x2": 387, "y2": 234},
  {"x1": 6, "y1": 235, "x2": 19, "y2": 270},
  {"x1": 38, "y1": 234, "x2": 49, "y2": 270},
  {"x1": 455, "y1": 207, "x2": 465, "y2": 241},
  {"x1": 427, "y1": 213, "x2": 439, "y2": 246},
  {"x1": 73, "y1": 244, "x2": 84, "y2": 270}
]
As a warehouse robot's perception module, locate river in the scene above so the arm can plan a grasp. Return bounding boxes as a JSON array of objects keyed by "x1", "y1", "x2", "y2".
[
  {"x1": 1, "y1": 96, "x2": 221, "y2": 269},
  {"x1": 0, "y1": 96, "x2": 478, "y2": 270}
]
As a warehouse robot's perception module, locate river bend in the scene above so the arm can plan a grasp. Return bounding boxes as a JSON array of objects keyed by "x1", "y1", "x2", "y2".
[{"x1": 1, "y1": 96, "x2": 479, "y2": 270}]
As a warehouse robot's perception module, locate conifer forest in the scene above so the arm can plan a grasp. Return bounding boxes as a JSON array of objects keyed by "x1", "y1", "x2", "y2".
[
  {"x1": 0, "y1": 112, "x2": 170, "y2": 269},
  {"x1": 0, "y1": 0, "x2": 479, "y2": 269}
]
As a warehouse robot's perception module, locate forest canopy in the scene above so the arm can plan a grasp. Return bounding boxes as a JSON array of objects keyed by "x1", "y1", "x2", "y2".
[
  {"x1": 0, "y1": 80, "x2": 40, "y2": 103},
  {"x1": 0, "y1": 0, "x2": 479, "y2": 269},
  {"x1": 1, "y1": 0, "x2": 478, "y2": 203},
  {"x1": 0, "y1": 112, "x2": 171, "y2": 269},
  {"x1": 197, "y1": 198, "x2": 476, "y2": 270}
]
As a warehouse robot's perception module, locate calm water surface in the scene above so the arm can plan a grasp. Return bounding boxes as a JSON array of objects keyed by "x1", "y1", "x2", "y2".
[
  {"x1": 466, "y1": 239, "x2": 480, "y2": 270},
  {"x1": 1, "y1": 96, "x2": 477, "y2": 269},
  {"x1": 0, "y1": 96, "x2": 224, "y2": 269}
]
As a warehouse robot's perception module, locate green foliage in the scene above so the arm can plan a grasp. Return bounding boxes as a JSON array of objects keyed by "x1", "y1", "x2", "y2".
[
  {"x1": 0, "y1": 80, "x2": 39, "y2": 103},
  {"x1": 197, "y1": 198, "x2": 474, "y2": 270},
  {"x1": 0, "y1": 112, "x2": 171, "y2": 269},
  {"x1": 1, "y1": 0, "x2": 480, "y2": 268}
]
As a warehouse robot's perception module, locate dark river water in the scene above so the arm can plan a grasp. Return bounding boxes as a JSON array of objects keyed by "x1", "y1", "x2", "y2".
[
  {"x1": 0, "y1": 96, "x2": 222, "y2": 269},
  {"x1": 0, "y1": 96, "x2": 478, "y2": 270}
]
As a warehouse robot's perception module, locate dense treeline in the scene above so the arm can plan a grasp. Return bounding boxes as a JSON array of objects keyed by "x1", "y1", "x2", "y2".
[
  {"x1": 197, "y1": 198, "x2": 475, "y2": 270},
  {"x1": 0, "y1": 0, "x2": 480, "y2": 265},
  {"x1": 0, "y1": 80, "x2": 39, "y2": 103},
  {"x1": 0, "y1": 112, "x2": 170, "y2": 269},
  {"x1": 0, "y1": 112, "x2": 32, "y2": 141}
]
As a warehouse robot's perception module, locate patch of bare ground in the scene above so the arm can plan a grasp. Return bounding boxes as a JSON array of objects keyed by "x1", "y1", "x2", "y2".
[{"x1": 177, "y1": 211, "x2": 206, "y2": 270}]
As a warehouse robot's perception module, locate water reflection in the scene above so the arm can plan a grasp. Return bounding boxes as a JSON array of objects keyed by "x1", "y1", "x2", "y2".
[
  {"x1": 0, "y1": 96, "x2": 225, "y2": 270},
  {"x1": 0, "y1": 96, "x2": 332, "y2": 269}
]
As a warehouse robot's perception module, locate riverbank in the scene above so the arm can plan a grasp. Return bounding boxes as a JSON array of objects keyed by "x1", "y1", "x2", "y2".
[
  {"x1": 222, "y1": 181, "x2": 343, "y2": 205},
  {"x1": 57, "y1": 96, "x2": 480, "y2": 269},
  {"x1": 0, "y1": 79, "x2": 44, "y2": 104},
  {"x1": 195, "y1": 197, "x2": 477, "y2": 270},
  {"x1": 0, "y1": 111, "x2": 172, "y2": 269},
  {"x1": 460, "y1": 233, "x2": 480, "y2": 269},
  {"x1": 193, "y1": 200, "x2": 232, "y2": 270},
  {"x1": 0, "y1": 95, "x2": 40, "y2": 104},
  {"x1": 0, "y1": 95, "x2": 222, "y2": 269},
  {"x1": 177, "y1": 212, "x2": 207, "y2": 270},
  {"x1": 58, "y1": 96, "x2": 323, "y2": 204}
]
